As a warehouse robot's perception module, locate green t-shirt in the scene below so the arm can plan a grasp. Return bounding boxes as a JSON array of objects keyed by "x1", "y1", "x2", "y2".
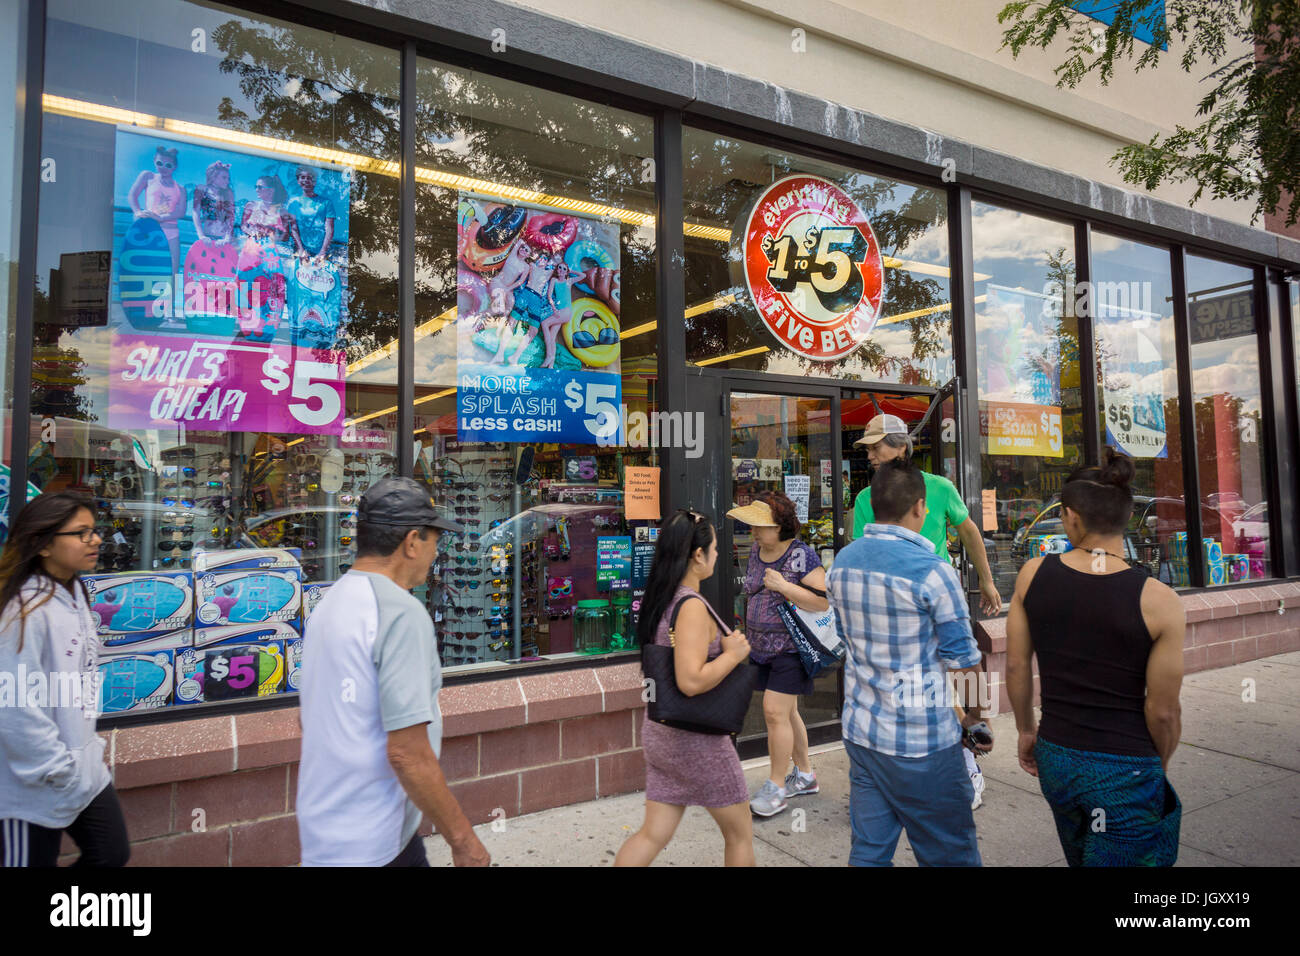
[{"x1": 852, "y1": 471, "x2": 969, "y2": 554}]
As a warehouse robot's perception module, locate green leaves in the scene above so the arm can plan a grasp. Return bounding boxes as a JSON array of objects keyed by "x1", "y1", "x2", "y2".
[{"x1": 998, "y1": 0, "x2": 1300, "y2": 225}]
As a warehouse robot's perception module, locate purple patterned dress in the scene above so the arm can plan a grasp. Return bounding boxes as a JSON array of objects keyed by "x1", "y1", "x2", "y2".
[{"x1": 641, "y1": 586, "x2": 748, "y2": 808}]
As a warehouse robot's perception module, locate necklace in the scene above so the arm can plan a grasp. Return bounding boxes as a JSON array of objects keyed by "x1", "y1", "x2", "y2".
[{"x1": 1080, "y1": 546, "x2": 1128, "y2": 563}]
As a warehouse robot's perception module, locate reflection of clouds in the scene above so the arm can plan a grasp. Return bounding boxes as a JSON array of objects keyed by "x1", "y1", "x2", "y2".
[{"x1": 972, "y1": 205, "x2": 1073, "y2": 265}]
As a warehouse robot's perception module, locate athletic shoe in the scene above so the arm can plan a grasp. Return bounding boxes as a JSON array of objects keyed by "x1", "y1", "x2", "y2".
[
  {"x1": 970, "y1": 765, "x2": 985, "y2": 811},
  {"x1": 783, "y1": 768, "x2": 819, "y2": 797},
  {"x1": 749, "y1": 780, "x2": 788, "y2": 817}
]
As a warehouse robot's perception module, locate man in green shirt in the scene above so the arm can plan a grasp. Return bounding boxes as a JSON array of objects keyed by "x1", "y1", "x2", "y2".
[{"x1": 851, "y1": 414, "x2": 1002, "y2": 617}]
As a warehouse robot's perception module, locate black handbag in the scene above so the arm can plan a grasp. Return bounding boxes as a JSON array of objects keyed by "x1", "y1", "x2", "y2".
[{"x1": 642, "y1": 594, "x2": 755, "y2": 735}]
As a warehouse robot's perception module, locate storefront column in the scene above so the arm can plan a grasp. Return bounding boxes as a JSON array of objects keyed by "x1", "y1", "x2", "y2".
[
  {"x1": 654, "y1": 107, "x2": 686, "y2": 516},
  {"x1": 1171, "y1": 245, "x2": 1206, "y2": 588},
  {"x1": 1262, "y1": 268, "x2": 1299, "y2": 575},
  {"x1": 947, "y1": 185, "x2": 981, "y2": 508},
  {"x1": 1074, "y1": 220, "x2": 1100, "y2": 466},
  {"x1": 6, "y1": 0, "x2": 44, "y2": 527},
  {"x1": 397, "y1": 39, "x2": 416, "y2": 476}
]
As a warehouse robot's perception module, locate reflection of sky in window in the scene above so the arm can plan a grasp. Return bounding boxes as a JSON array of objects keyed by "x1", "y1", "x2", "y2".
[
  {"x1": 1187, "y1": 256, "x2": 1261, "y2": 417},
  {"x1": 1091, "y1": 234, "x2": 1176, "y2": 406}
]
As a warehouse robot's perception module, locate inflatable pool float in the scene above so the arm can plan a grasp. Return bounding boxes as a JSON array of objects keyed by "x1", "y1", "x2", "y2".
[
  {"x1": 524, "y1": 212, "x2": 577, "y2": 256},
  {"x1": 562, "y1": 298, "x2": 620, "y2": 367}
]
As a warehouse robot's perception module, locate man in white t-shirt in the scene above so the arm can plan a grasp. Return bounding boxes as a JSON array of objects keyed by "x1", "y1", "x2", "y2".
[{"x1": 297, "y1": 477, "x2": 489, "y2": 867}]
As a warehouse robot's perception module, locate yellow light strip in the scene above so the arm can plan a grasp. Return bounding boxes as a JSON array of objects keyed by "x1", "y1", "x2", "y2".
[
  {"x1": 686, "y1": 293, "x2": 737, "y2": 319},
  {"x1": 695, "y1": 345, "x2": 770, "y2": 367},
  {"x1": 620, "y1": 320, "x2": 657, "y2": 340},
  {"x1": 684, "y1": 222, "x2": 732, "y2": 242}
]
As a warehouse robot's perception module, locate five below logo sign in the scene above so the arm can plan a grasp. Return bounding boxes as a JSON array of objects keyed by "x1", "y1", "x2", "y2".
[{"x1": 743, "y1": 175, "x2": 884, "y2": 361}]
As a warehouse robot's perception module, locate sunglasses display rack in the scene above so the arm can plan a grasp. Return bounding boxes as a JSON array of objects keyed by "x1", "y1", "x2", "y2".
[
  {"x1": 535, "y1": 482, "x2": 625, "y2": 654},
  {"x1": 430, "y1": 446, "x2": 539, "y2": 667}
]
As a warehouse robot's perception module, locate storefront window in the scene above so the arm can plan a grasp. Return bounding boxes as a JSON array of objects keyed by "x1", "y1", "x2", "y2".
[
  {"x1": 1092, "y1": 233, "x2": 1187, "y2": 583},
  {"x1": 413, "y1": 61, "x2": 657, "y2": 669},
  {"x1": 681, "y1": 128, "x2": 952, "y2": 385},
  {"x1": 972, "y1": 203, "x2": 1083, "y2": 601},
  {"x1": 1, "y1": 0, "x2": 27, "y2": 537},
  {"x1": 36, "y1": 0, "x2": 400, "y2": 712},
  {"x1": 1185, "y1": 255, "x2": 1271, "y2": 584}
]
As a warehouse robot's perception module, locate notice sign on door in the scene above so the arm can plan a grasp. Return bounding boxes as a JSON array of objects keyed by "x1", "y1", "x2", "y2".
[
  {"x1": 980, "y1": 401, "x2": 1063, "y2": 458},
  {"x1": 784, "y1": 474, "x2": 810, "y2": 522},
  {"x1": 820, "y1": 460, "x2": 832, "y2": 507}
]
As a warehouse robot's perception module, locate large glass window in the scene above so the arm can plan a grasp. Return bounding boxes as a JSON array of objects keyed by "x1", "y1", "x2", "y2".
[
  {"x1": 681, "y1": 128, "x2": 952, "y2": 385},
  {"x1": 36, "y1": 0, "x2": 399, "y2": 712},
  {"x1": 1092, "y1": 233, "x2": 1187, "y2": 583},
  {"x1": 1, "y1": 0, "x2": 27, "y2": 538},
  {"x1": 972, "y1": 203, "x2": 1083, "y2": 602},
  {"x1": 1186, "y1": 255, "x2": 1271, "y2": 584},
  {"x1": 413, "y1": 62, "x2": 657, "y2": 669}
]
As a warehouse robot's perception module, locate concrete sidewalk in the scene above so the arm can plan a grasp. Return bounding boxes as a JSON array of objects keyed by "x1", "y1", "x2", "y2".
[{"x1": 425, "y1": 651, "x2": 1300, "y2": 866}]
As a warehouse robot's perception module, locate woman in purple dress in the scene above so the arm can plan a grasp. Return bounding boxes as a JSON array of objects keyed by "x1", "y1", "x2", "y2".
[{"x1": 614, "y1": 510, "x2": 754, "y2": 867}]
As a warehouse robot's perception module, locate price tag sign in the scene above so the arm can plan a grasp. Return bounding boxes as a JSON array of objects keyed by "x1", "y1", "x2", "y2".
[
  {"x1": 203, "y1": 644, "x2": 284, "y2": 700},
  {"x1": 111, "y1": 335, "x2": 347, "y2": 434},
  {"x1": 457, "y1": 365, "x2": 623, "y2": 445}
]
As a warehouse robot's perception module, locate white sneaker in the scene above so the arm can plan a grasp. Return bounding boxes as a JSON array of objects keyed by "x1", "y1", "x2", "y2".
[{"x1": 969, "y1": 765, "x2": 985, "y2": 811}]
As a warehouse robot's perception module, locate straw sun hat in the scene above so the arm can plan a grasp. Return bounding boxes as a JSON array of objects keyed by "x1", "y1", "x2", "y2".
[{"x1": 725, "y1": 500, "x2": 778, "y2": 527}]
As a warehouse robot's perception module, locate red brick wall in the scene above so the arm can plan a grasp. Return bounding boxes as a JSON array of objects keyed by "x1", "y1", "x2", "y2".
[
  {"x1": 80, "y1": 662, "x2": 649, "y2": 866},
  {"x1": 75, "y1": 582, "x2": 1298, "y2": 865}
]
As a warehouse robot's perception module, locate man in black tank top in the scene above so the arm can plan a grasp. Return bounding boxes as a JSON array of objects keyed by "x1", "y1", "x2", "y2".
[{"x1": 1004, "y1": 451, "x2": 1185, "y2": 866}]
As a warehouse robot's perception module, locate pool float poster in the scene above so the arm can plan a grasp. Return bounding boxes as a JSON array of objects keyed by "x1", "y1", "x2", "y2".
[
  {"x1": 107, "y1": 128, "x2": 350, "y2": 434},
  {"x1": 455, "y1": 193, "x2": 623, "y2": 444}
]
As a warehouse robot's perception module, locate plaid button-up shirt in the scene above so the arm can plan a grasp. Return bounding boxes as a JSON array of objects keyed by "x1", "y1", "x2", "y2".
[{"x1": 828, "y1": 523, "x2": 981, "y2": 757}]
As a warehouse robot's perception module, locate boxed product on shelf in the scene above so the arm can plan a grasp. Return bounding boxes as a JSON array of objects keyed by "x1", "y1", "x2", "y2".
[
  {"x1": 100, "y1": 629, "x2": 191, "y2": 654},
  {"x1": 192, "y1": 621, "x2": 301, "y2": 650},
  {"x1": 1225, "y1": 553, "x2": 1250, "y2": 582},
  {"x1": 303, "y1": 583, "x2": 331, "y2": 620},
  {"x1": 192, "y1": 548, "x2": 303, "y2": 573},
  {"x1": 85, "y1": 571, "x2": 193, "y2": 635},
  {"x1": 195, "y1": 568, "x2": 302, "y2": 628},
  {"x1": 174, "y1": 640, "x2": 288, "y2": 705},
  {"x1": 97, "y1": 649, "x2": 175, "y2": 714},
  {"x1": 285, "y1": 636, "x2": 304, "y2": 692}
]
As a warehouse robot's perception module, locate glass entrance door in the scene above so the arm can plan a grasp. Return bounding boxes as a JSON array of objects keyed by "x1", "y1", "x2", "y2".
[
  {"x1": 727, "y1": 391, "x2": 840, "y2": 746},
  {"x1": 720, "y1": 380, "x2": 955, "y2": 758}
]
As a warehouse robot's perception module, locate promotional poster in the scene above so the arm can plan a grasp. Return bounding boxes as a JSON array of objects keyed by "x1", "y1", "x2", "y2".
[
  {"x1": 108, "y1": 129, "x2": 350, "y2": 434},
  {"x1": 1096, "y1": 302, "x2": 1169, "y2": 458},
  {"x1": 455, "y1": 194, "x2": 623, "y2": 444},
  {"x1": 742, "y1": 174, "x2": 884, "y2": 362},
  {"x1": 978, "y1": 285, "x2": 1063, "y2": 458}
]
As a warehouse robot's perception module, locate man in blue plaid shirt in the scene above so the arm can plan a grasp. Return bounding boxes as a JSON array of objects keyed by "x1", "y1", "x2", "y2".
[{"x1": 828, "y1": 460, "x2": 990, "y2": 866}]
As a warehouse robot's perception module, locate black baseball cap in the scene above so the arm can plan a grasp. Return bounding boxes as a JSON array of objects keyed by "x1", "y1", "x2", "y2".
[{"x1": 358, "y1": 477, "x2": 464, "y2": 534}]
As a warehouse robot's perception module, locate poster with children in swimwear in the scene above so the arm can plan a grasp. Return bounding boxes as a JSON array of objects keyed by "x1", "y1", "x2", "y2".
[
  {"x1": 107, "y1": 128, "x2": 351, "y2": 435},
  {"x1": 456, "y1": 193, "x2": 624, "y2": 445}
]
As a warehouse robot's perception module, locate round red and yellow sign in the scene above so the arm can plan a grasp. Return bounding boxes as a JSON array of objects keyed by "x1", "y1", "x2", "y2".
[{"x1": 742, "y1": 175, "x2": 884, "y2": 361}]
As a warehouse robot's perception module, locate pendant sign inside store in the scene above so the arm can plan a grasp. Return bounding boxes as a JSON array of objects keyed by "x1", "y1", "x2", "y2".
[{"x1": 743, "y1": 175, "x2": 884, "y2": 361}]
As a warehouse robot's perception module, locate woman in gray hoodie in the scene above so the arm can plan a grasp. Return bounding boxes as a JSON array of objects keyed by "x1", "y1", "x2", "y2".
[{"x1": 0, "y1": 492, "x2": 129, "y2": 866}]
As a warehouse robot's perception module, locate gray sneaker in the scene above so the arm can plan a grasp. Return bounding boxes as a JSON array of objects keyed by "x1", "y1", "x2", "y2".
[
  {"x1": 784, "y1": 768, "x2": 819, "y2": 797},
  {"x1": 750, "y1": 779, "x2": 788, "y2": 817}
]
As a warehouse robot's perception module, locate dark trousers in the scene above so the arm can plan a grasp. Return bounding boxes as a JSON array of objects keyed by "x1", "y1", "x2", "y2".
[
  {"x1": 1, "y1": 783, "x2": 130, "y2": 867},
  {"x1": 384, "y1": 833, "x2": 430, "y2": 867}
]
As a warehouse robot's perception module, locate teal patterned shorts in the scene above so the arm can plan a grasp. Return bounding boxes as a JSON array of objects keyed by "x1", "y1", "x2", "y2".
[{"x1": 1034, "y1": 736, "x2": 1181, "y2": 867}]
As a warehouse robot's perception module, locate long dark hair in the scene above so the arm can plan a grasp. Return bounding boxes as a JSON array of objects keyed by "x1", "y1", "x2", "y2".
[
  {"x1": 636, "y1": 510, "x2": 716, "y2": 648},
  {"x1": 0, "y1": 492, "x2": 96, "y2": 650}
]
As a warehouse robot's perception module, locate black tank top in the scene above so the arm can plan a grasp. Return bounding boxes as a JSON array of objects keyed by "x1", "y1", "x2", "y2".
[{"x1": 1023, "y1": 554, "x2": 1157, "y2": 756}]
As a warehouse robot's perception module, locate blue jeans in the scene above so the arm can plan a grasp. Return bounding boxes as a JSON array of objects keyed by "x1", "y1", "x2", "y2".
[{"x1": 844, "y1": 739, "x2": 980, "y2": 867}]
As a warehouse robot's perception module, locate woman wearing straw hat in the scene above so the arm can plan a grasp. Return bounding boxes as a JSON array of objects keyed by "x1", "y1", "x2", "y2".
[{"x1": 727, "y1": 492, "x2": 828, "y2": 818}]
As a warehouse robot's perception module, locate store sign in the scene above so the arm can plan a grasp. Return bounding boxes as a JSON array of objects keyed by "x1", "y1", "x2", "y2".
[
  {"x1": 1189, "y1": 289, "x2": 1254, "y2": 344},
  {"x1": 455, "y1": 193, "x2": 623, "y2": 444},
  {"x1": 597, "y1": 536, "x2": 632, "y2": 591},
  {"x1": 743, "y1": 175, "x2": 884, "y2": 361},
  {"x1": 108, "y1": 129, "x2": 351, "y2": 434},
  {"x1": 980, "y1": 401, "x2": 1063, "y2": 458}
]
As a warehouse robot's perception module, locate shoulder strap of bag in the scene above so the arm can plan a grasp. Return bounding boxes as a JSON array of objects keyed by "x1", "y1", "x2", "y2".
[
  {"x1": 781, "y1": 541, "x2": 827, "y2": 598},
  {"x1": 667, "y1": 593, "x2": 731, "y2": 647}
]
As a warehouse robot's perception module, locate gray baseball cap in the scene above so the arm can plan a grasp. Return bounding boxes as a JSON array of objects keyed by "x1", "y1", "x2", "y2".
[{"x1": 358, "y1": 477, "x2": 464, "y2": 533}]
